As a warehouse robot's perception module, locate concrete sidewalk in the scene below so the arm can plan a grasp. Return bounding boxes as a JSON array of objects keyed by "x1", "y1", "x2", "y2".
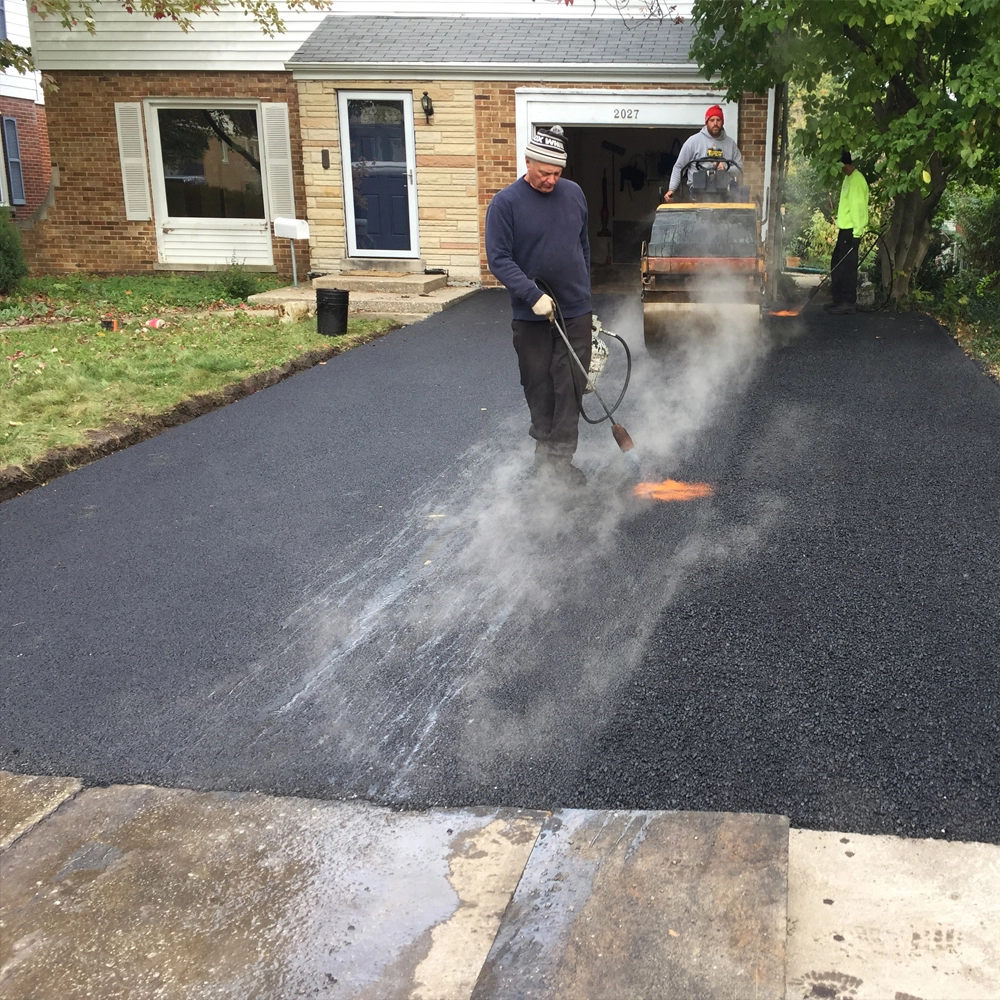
[{"x1": 2, "y1": 772, "x2": 998, "y2": 1000}]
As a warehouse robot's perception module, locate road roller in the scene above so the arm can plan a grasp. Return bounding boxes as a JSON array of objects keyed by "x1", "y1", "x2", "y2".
[{"x1": 641, "y1": 157, "x2": 764, "y2": 351}]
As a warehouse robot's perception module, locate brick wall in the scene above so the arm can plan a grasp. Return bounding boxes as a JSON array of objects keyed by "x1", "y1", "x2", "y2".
[
  {"x1": 19, "y1": 71, "x2": 306, "y2": 277},
  {"x1": 298, "y1": 78, "x2": 481, "y2": 282},
  {"x1": 0, "y1": 95, "x2": 52, "y2": 218},
  {"x1": 474, "y1": 83, "x2": 770, "y2": 285},
  {"x1": 736, "y1": 92, "x2": 768, "y2": 203}
]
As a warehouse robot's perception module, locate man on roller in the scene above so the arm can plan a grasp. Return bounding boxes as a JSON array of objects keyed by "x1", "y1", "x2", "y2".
[
  {"x1": 485, "y1": 125, "x2": 592, "y2": 487},
  {"x1": 663, "y1": 104, "x2": 744, "y2": 201}
]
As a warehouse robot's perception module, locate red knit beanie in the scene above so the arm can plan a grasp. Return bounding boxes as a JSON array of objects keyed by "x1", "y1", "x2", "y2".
[{"x1": 705, "y1": 105, "x2": 724, "y2": 122}]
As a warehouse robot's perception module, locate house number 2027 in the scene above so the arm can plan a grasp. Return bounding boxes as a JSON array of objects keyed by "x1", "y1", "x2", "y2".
[{"x1": 613, "y1": 108, "x2": 640, "y2": 119}]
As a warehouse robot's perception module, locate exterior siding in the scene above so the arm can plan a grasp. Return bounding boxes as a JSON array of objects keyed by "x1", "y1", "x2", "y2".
[
  {"x1": 19, "y1": 71, "x2": 307, "y2": 276},
  {"x1": 2, "y1": 0, "x2": 44, "y2": 102},
  {"x1": 28, "y1": 3, "x2": 631, "y2": 73},
  {"x1": 299, "y1": 78, "x2": 481, "y2": 281}
]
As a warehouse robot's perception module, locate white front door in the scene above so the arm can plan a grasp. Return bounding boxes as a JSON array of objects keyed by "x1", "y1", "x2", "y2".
[
  {"x1": 338, "y1": 91, "x2": 420, "y2": 259},
  {"x1": 145, "y1": 101, "x2": 273, "y2": 266}
]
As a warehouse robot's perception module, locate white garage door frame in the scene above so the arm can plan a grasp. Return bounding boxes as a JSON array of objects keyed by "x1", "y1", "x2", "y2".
[{"x1": 514, "y1": 88, "x2": 739, "y2": 178}]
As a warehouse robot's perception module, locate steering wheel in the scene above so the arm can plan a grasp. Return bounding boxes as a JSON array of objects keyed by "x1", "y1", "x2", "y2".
[{"x1": 690, "y1": 156, "x2": 742, "y2": 173}]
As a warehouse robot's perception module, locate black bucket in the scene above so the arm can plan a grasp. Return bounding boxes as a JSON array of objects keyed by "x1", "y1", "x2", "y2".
[{"x1": 316, "y1": 288, "x2": 349, "y2": 336}]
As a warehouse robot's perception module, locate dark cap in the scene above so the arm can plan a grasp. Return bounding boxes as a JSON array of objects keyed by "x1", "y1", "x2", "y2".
[{"x1": 840, "y1": 149, "x2": 853, "y2": 165}]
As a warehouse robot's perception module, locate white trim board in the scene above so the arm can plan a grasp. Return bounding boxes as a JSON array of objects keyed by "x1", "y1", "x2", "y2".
[{"x1": 290, "y1": 63, "x2": 704, "y2": 83}]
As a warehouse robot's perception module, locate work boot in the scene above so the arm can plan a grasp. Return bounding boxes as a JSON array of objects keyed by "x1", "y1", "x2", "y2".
[
  {"x1": 556, "y1": 464, "x2": 588, "y2": 488},
  {"x1": 826, "y1": 302, "x2": 856, "y2": 315},
  {"x1": 532, "y1": 456, "x2": 586, "y2": 489}
]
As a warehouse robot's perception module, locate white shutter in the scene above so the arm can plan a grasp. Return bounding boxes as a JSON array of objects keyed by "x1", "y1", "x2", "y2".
[
  {"x1": 114, "y1": 102, "x2": 151, "y2": 221},
  {"x1": 261, "y1": 102, "x2": 295, "y2": 220}
]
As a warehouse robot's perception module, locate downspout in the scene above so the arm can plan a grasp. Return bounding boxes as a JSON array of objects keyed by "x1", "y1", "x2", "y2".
[{"x1": 762, "y1": 86, "x2": 776, "y2": 243}]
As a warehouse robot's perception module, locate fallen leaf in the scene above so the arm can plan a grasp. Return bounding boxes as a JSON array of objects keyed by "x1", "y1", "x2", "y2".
[{"x1": 668, "y1": 929, "x2": 679, "y2": 937}]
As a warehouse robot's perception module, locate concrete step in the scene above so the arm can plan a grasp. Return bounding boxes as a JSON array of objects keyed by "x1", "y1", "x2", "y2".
[
  {"x1": 348, "y1": 285, "x2": 478, "y2": 315},
  {"x1": 313, "y1": 272, "x2": 447, "y2": 294},
  {"x1": 247, "y1": 283, "x2": 479, "y2": 319},
  {"x1": 337, "y1": 257, "x2": 426, "y2": 273}
]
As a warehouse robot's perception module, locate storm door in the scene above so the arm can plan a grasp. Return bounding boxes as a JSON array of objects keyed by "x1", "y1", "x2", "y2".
[
  {"x1": 145, "y1": 102, "x2": 273, "y2": 266},
  {"x1": 338, "y1": 92, "x2": 419, "y2": 258}
]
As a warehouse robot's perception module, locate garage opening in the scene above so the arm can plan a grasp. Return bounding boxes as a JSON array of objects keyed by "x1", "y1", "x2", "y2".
[{"x1": 559, "y1": 125, "x2": 698, "y2": 289}]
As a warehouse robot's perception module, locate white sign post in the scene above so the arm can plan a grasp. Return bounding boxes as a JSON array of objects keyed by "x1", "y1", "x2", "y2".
[{"x1": 273, "y1": 218, "x2": 310, "y2": 287}]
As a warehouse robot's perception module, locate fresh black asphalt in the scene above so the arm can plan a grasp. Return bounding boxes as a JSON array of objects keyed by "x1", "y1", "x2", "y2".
[{"x1": 2, "y1": 290, "x2": 998, "y2": 843}]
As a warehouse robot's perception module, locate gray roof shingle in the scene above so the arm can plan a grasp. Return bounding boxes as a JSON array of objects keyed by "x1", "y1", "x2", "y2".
[{"x1": 289, "y1": 15, "x2": 697, "y2": 66}]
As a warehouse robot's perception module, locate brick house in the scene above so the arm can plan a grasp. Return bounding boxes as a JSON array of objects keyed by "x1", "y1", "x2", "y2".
[
  {"x1": 24, "y1": 7, "x2": 778, "y2": 282},
  {"x1": 1, "y1": 0, "x2": 51, "y2": 220},
  {"x1": 291, "y1": 16, "x2": 775, "y2": 286}
]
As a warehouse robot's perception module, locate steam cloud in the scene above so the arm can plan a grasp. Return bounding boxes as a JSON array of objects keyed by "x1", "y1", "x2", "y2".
[{"x1": 245, "y1": 277, "x2": 790, "y2": 805}]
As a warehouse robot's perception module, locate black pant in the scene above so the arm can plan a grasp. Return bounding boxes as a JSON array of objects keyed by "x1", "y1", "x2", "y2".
[
  {"x1": 831, "y1": 228, "x2": 860, "y2": 306},
  {"x1": 512, "y1": 313, "x2": 592, "y2": 463}
]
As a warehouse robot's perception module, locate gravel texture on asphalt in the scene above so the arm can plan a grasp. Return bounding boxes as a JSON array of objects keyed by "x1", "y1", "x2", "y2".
[{"x1": 2, "y1": 292, "x2": 997, "y2": 843}]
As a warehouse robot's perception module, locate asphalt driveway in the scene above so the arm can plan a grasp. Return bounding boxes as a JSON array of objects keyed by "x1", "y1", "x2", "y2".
[{"x1": 2, "y1": 290, "x2": 998, "y2": 843}]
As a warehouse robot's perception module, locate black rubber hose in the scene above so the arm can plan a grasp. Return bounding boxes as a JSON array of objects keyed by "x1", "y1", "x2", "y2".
[{"x1": 535, "y1": 277, "x2": 632, "y2": 425}]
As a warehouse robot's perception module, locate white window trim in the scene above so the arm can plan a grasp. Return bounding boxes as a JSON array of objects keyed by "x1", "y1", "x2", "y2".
[
  {"x1": 143, "y1": 98, "x2": 271, "y2": 224},
  {"x1": 337, "y1": 90, "x2": 420, "y2": 260},
  {"x1": 143, "y1": 99, "x2": 272, "y2": 261},
  {"x1": 0, "y1": 128, "x2": 9, "y2": 207}
]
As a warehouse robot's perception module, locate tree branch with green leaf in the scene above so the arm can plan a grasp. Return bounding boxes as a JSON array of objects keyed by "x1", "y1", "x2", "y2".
[{"x1": 689, "y1": 0, "x2": 1000, "y2": 307}]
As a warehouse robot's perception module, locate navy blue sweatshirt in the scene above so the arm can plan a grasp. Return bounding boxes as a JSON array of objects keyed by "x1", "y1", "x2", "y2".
[{"x1": 485, "y1": 176, "x2": 591, "y2": 321}]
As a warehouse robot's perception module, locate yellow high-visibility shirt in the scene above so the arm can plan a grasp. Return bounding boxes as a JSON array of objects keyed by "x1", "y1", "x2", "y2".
[{"x1": 836, "y1": 170, "x2": 870, "y2": 238}]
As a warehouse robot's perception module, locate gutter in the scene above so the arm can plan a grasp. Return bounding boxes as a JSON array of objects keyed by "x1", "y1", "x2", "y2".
[{"x1": 288, "y1": 61, "x2": 705, "y2": 82}]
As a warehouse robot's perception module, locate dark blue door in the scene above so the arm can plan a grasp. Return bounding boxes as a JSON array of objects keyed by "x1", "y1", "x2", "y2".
[{"x1": 344, "y1": 97, "x2": 413, "y2": 254}]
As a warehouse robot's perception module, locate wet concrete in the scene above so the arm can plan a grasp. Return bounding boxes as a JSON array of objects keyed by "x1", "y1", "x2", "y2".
[
  {"x1": 472, "y1": 809, "x2": 788, "y2": 1000},
  {"x1": 4, "y1": 775, "x2": 998, "y2": 999},
  {"x1": 0, "y1": 784, "x2": 544, "y2": 1000},
  {"x1": 0, "y1": 770, "x2": 81, "y2": 849},
  {"x1": 785, "y1": 828, "x2": 1000, "y2": 1000}
]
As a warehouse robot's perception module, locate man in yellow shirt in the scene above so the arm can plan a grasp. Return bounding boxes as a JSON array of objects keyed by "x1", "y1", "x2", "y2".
[{"x1": 826, "y1": 150, "x2": 869, "y2": 315}]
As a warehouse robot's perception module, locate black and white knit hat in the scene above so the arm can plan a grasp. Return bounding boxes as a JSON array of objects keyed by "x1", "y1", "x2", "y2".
[{"x1": 525, "y1": 125, "x2": 567, "y2": 167}]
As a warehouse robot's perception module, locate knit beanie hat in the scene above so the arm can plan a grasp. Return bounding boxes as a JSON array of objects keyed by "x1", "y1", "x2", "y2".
[
  {"x1": 525, "y1": 125, "x2": 567, "y2": 168},
  {"x1": 705, "y1": 104, "x2": 724, "y2": 122}
]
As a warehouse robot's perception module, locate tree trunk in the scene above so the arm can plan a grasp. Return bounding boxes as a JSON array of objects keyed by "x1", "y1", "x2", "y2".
[{"x1": 880, "y1": 186, "x2": 945, "y2": 309}]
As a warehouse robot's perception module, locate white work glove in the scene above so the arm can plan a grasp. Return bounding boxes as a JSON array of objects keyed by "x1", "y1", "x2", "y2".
[{"x1": 531, "y1": 293, "x2": 555, "y2": 320}]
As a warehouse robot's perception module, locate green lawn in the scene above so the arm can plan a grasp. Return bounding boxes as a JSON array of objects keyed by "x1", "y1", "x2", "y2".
[
  {"x1": 0, "y1": 271, "x2": 286, "y2": 324},
  {"x1": 2, "y1": 275, "x2": 398, "y2": 469}
]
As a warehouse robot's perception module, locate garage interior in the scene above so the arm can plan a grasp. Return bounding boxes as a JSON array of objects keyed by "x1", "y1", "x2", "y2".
[{"x1": 558, "y1": 125, "x2": 700, "y2": 290}]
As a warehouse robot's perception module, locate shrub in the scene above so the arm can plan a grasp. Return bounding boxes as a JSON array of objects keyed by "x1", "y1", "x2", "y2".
[
  {"x1": 0, "y1": 208, "x2": 29, "y2": 295},
  {"x1": 219, "y1": 258, "x2": 259, "y2": 301}
]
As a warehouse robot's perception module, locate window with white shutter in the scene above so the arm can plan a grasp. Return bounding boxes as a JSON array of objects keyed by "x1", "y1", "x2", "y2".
[
  {"x1": 260, "y1": 102, "x2": 295, "y2": 221},
  {"x1": 2, "y1": 117, "x2": 26, "y2": 206},
  {"x1": 114, "y1": 102, "x2": 152, "y2": 221}
]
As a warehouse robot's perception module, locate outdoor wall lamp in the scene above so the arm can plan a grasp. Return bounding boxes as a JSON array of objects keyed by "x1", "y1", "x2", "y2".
[{"x1": 420, "y1": 91, "x2": 435, "y2": 124}]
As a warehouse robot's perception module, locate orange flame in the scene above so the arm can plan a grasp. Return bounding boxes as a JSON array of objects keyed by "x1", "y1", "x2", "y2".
[
  {"x1": 634, "y1": 479, "x2": 715, "y2": 501},
  {"x1": 769, "y1": 309, "x2": 800, "y2": 317}
]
